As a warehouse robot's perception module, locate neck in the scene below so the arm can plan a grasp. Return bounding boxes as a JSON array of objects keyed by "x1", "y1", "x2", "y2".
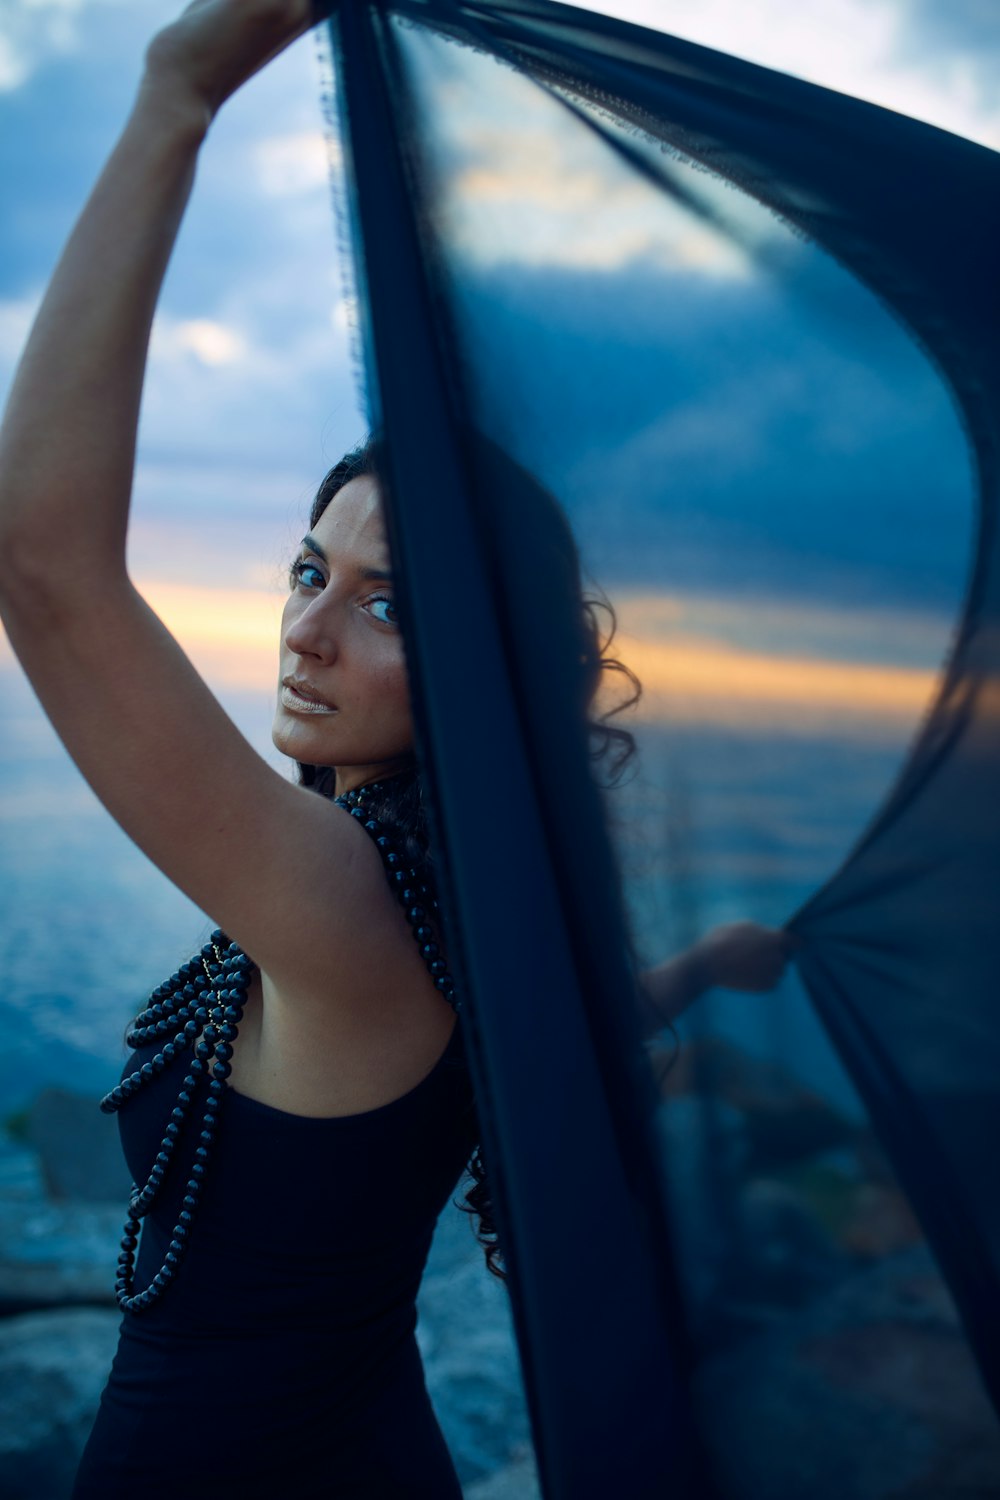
[{"x1": 333, "y1": 759, "x2": 414, "y2": 799}]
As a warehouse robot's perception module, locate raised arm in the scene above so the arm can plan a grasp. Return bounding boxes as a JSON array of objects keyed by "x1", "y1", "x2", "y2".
[
  {"x1": 0, "y1": 2, "x2": 412, "y2": 1011},
  {"x1": 0, "y1": 1, "x2": 314, "y2": 577}
]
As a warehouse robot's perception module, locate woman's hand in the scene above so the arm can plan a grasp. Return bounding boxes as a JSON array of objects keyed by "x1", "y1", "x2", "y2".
[
  {"x1": 696, "y1": 921, "x2": 792, "y2": 993},
  {"x1": 144, "y1": 0, "x2": 318, "y2": 121},
  {"x1": 638, "y1": 921, "x2": 792, "y2": 1035}
]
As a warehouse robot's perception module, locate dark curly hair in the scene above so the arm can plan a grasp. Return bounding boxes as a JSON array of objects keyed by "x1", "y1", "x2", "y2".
[{"x1": 297, "y1": 434, "x2": 641, "y2": 1279}]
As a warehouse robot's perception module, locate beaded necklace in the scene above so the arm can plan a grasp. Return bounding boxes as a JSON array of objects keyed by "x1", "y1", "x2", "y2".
[{"x1": 101, "y1": 778, "x2": 459, "y2": 1314}]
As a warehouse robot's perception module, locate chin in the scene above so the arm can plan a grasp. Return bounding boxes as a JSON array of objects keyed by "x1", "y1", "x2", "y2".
[{"x1": 271, "y1": 709, "x2": 335, "y2": 767}]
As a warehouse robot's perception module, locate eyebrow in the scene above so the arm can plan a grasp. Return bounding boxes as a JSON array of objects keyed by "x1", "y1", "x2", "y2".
[{"x1": 300, "y1": 534, "x2": 394, "y2": 583}]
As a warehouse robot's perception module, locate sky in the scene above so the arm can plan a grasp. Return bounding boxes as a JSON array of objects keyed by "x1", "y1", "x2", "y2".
[
  {"x1": 0, "y1": 0, "x2": 996, "y2": 1105},
  {"x1": 0, "y1": 0, "x2": 997, "y2": 736}
]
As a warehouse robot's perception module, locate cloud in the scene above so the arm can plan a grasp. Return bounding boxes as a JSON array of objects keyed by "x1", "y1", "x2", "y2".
[
  {"x1": 0, "y1": 0, "x2": 79, "y2": 92},
  {"x1": 450, "y1": 126, "x2": 752, "y2": 274},
  {"x1": 408, "y1": 49, "x2": 753, "y2": 274},
  {"x1": 0, "y1": 573, "x2": 285, "y2": 697},
  {"x1": 138, "y1": 577, "x2": 285, "y2": 692},
  {"x1": 137, "y1": 279, "x2": 360, "y2": 488},
  {"x1": 151, "y1": 316, "x2": 249, "y2": 369},
  {"x1": 253, "y1": 130, "x2": 339, "y2": 198},
  {"x1": 0, "y1": 573, "x2": 945, "y2": 742},
  {"x1": 584, "y1": 0, "x2": 1000, "y2": 149},
  {"x1": 610, "y1": 589, "x2": 944, "y2": 741},
  {"x1": 0, "y1": 0, "x2": 140, "y2": 93}
]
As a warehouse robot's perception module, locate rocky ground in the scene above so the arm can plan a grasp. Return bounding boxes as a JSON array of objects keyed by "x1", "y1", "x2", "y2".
[
  {"x1": 4, "y1": 1073, "x2": 999, "y2": 1500},
  {"x1": 0, "y1": 1088, "x2": 538, "y2": 1500}
]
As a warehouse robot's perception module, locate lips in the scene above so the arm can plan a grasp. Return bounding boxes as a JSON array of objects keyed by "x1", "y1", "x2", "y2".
[{"x1": 280, "y1": 678, "x2": 338, "y2": 715}]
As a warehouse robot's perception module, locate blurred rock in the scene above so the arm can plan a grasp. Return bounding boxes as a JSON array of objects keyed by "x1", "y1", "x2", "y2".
[
  {"x1": 662, "y1": 1036, "x2": 857, "y2": 1169},
  {"x1": 695, "y1": 1246, "x2": 1000, "y2": 1500},
  {"x1": 464, "y1": 1452, "x2": 541, "y2": 1499},
  {"x1": 838, "y1": 1180, "x2": 923, "y2": 1259},
  {"x1": 24, "y1": 1087, "x2": 130, "y2": 1203},
  {"x1": 733, "y1": 1175, "x2": 841, "y2": 1302},
  {"x1": 0, "y1": 1115, "x2": 531, "y2": 1493},
  {"x1": 0, "y1": 1191, "x2": 121, "y2": 1314},
  {"x1": 0, "y1": 1307, "x2": 119, "y2": 1500},
  {"x1": 0, "y1": 1135, "x2": 47, "y2": 1201},
  {"x1": 419, "y1": 1200, "x2": 534, "y2": 1488}
]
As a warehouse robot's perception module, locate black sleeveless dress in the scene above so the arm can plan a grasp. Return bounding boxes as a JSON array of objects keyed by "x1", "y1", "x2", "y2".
[{"x1": 73, "y1": 1015, "x2": 479, "y2": 1498}]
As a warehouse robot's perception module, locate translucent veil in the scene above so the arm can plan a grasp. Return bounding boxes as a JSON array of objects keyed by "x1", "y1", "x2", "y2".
[{"x1": 317, "y1": 2, "x2": 1000, "y2": 1494}]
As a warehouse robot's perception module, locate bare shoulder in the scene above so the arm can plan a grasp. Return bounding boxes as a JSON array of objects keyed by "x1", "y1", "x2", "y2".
[{"x1": 229, "y1": 824, "x2": 460, "y2": 1117}]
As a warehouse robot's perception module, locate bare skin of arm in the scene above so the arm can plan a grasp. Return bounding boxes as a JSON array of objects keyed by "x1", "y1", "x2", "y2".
[
  {"x1": 0, "y1": 1, "x2": 453, "y2": 1113},
  {"x1": 637, "y1": 921, "x2": 791, "y2": 1039}
]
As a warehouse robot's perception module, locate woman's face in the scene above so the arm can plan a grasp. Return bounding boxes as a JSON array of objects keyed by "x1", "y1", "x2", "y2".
[{"x1": 271, "y1": 474, "x2": 413, "y2": 791}]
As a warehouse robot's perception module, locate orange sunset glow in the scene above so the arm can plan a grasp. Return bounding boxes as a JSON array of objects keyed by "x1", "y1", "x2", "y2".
[
  {"x1": 613, "y1": 626, "x2": 938, "y2": 735},
  {"x1": 0, "y1": 580, "x2": 943, "y2": 741}
]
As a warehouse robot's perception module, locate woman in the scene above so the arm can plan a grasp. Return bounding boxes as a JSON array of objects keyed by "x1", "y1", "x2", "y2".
[{"x1": 0, "y1": 2, "x2": 787, "y2": 1493}]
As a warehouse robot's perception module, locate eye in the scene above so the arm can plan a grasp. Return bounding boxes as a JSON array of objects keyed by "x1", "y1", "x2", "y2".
[
  {"x1": 364, "y1": 593, "x2": 399, "y2": 627},
  {"x1": 290, "y1": 559, "x2": 325, "y2": 592}
]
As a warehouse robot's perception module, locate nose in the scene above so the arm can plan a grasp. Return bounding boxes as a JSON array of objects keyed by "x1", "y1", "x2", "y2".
[{"x1": 283, "y1": 592, "x2": 339, "y2": 664}]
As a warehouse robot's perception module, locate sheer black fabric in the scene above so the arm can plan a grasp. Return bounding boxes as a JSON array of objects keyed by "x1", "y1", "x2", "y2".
[{"x1": 319, "y1": 3, "x2": 1000, "y2": 1495}]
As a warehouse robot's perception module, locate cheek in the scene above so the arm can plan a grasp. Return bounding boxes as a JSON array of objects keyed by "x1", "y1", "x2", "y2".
[{"x1": 372, "y1": 648, "x2": 411, "y2": 718}]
